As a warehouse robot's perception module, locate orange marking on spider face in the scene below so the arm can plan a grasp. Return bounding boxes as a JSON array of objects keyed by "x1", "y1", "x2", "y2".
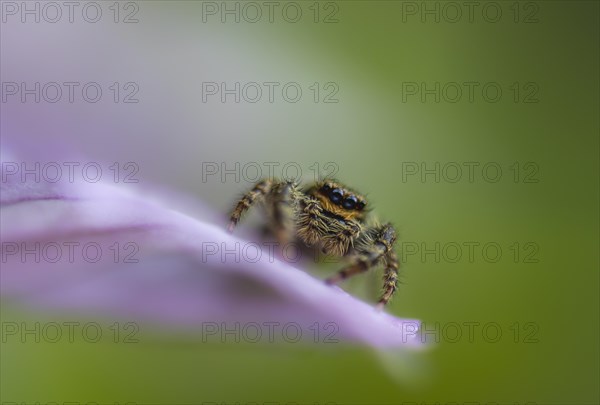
[{"x1": 313, "y1": 192, "x2": 364, "y2": 221}]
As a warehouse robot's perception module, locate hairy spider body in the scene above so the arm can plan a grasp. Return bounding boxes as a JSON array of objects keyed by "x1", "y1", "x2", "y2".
[{"x1": 227, "y1": 178, "x2": 400, "y2": 308}]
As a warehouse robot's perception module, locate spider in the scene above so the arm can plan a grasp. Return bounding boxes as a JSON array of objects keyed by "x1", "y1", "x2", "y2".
[{"x1": 227, "y1": 178, "x2": 400, "y2": 309}]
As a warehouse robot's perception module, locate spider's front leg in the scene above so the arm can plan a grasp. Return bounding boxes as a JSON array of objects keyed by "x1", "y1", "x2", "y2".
[
  {"x1": 227, "y1": 179, "x2": 273, "y2": 232},
  {"x1": 267, "y1": 181, "x2": 300, "y2": 249},
  {"x1": 376, "y1": 242, "x2": 399, "y2": 309}
]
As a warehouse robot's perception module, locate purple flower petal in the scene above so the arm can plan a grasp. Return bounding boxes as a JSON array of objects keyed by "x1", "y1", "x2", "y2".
[{"x1": 1, "y1": 151, "x2": 423, "y2": 349}]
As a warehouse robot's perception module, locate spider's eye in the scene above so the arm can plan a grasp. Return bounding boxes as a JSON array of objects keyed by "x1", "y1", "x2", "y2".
[
  {"x1": 329, "y1": 188, "x2": 343, "y2": 204},
  {"x1": 356, "y1": 201, "x2": 366, "y2": 210},
  {"x1": 321, "y1": 184, "x2": 331, "y2": 193},
  {"x1": 342, "y1": 195, "x2": 357, "y2": 210}
]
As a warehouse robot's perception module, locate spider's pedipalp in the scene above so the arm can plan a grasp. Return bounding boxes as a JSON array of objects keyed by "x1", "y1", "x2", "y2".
[
  {"x1": 321, "y1": 218, "x2": 361, "y2": 256},
  {"x1": 324, "y1": 242, "x2": 386, "y2": 285},
  {"x1": 326, "y1": 222, "x2": 399, "y2": 308},
  {"x1": 296, "y1": 197, "x2": 327, "y2": 246}
]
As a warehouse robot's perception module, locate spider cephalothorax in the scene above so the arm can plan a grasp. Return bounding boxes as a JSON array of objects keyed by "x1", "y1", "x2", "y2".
[{"x1": 227, "y1": 178, "x2": 400, "y2": 308}]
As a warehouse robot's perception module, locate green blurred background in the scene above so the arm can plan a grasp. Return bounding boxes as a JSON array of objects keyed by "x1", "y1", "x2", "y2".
[{"x1": 1, "y1": 1, "x2": 598, "y2": 404}]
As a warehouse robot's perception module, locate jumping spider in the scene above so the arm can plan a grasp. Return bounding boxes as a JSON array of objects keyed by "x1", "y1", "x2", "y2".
[{"x1": 227, "y1": 178, "x2": 399, "y2": 309}]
